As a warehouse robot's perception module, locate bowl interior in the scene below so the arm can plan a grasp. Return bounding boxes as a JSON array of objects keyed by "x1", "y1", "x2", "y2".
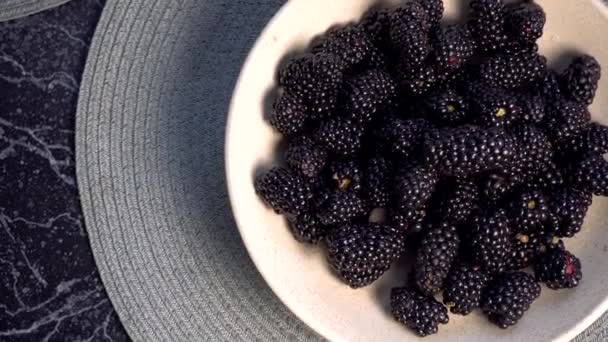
[{"x1": 226, "y1": 0, "x2": 608, "y2": 341}]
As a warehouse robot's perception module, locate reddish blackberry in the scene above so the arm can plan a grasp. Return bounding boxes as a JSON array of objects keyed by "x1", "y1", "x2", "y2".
[
  {"x1": 314, "y1": 117, "x2": 364, "y2": 156},
  {"x1": 423, "y1": 88, "x2": 469, "y2": 126},
  {"x1": 318, "y1": 191, "x2": 367, "y2": 225},
  {"x1": 471, "y1": 88, "x2": 521, "y2": 128},
  {"x1": 467, "y1": 209, "x2": 512, "y2": 274},
  {"x1": 573, "y1": 154, "x2": 608, "y2": 196},
  {"x1": 423, "y1": 127, "x2": 516, "y2": 177},
  {"x1": 340, "y1": 69, "x2": 397, "y2": 123},
  {"x1": 255, "y1": 167, "x2": 312, "y2": 215},
  {"x1": 468, "y1": 0, "x2": 508, "y2": 54},
  {"x1": 480, "y1": 51, "x2": 546, "y2": 89},
  {"x1": 327, "y1": 223, "x2": 405, "y2": 288},
  {"x1": 544, "y1": 98, "x2": 591, "y2": 143},
  {"x1": 510, "y1": 125, "x2": 553, "y2": 181},
  {"x1": 363, "y1": 157, "x2": 393, "y2": 207},
  {"x1": 414, "y1": 223, "x2": 460, "y2": 295},
  {"x1": 394, "y1": 164, "x2": 439, "y2": 213},
  {"x1": 443, "y1": 264, "x2": 490, "y2": 315},
  {"x1": 561, "y1": 54, "x2": 602, "y2": 105},
  {"x1": 507, "y1": 190, "x2": 549, "y2": 232},
  {"x1": 431, "y1": 25, "x2": 475, "y2": 75},
  {"x1": 390, "y1": 2, "x2": 431, "y2": 50},
  {"x1": 268, "y1": 92, "x2": 308, "y2": 136},
  {"x1": 288, "y1": 211, "x2": 328, "y2": 244},
  {"x1": 438, "y1": 177, "x2": 479, "y2": 224},
  {"x1": 285, "y1": 136, "x2": 328, "y2": 179},
  {"x1": 507, "y1": 232, "x2": 563, "y2": 270},
  {"x1": 390, "y1": 287, "x2": 449, "y2": 337},
  {"x1": 549, "y1": 188, "x2": 592, "y2": 237},
  {"x1": 516, "y1": 93, "x2": 545, "y2": 124},
  {"x1": 328, "y1": 158, "x2": 363, "y2": 192},
  {"x1": 310, "y1": 24, "x2": 375, "y2": 72},
  {"x1": 481, "y1": 272, "x2": 541, "y2": 328},
  {"x1": 534, "y1": 248, "x2": 582, "y2": 289},
  {"x1": 417, "y1": 0, "x2": 444, "y2": 27},
  {"x1": 374, "y1": 117, "x2": 430, "y2": 158},
  {"x1": 397, "y1": 64, "x2": 438, "y2": 96},
  {"x1": 504, "y1": 2, "x2": 546, "y2": 44}
]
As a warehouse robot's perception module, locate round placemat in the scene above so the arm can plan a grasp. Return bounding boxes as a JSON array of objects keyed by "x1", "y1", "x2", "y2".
[{"x1": 0, "y1": 0, "x2": 71, "y2": 21}]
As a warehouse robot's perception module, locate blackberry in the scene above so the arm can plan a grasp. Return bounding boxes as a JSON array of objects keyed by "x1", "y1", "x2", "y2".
[
  {"x1": 390, "y1": 287, "x2": 449, "y2": 337},
  {"x1": 423, "y1": 88, "x2": 469, "y2": 126},
  {"x1": 534, "y1": 248, "x2": 582, "y2": 289},
  {"x1": 374, "y1": 117, "x2": 430, "y2": 158},
  {"x1": 511, "y1": 125, "x2": 553, "y2": 181},
  {"x1": 285, "y1": 136, "x2": 328, "y2": 178},
  {"x1": 255, "y1": 167, "x2": 312, "y2": 215},
  {"x1": 507, "y1": 190, "x2": 549, "y2": 232},
  {"x1": 327, "y1": 158, "x2": 363, "y2": 192},
  {"x1": 318, "y1": 191, "x2": 367, "y2": 225},
  {"x1": 394, "y1": 164, "x2": 439, "y2": 213},
  {"x1": 507, "y1": 232, "x2": 563, "y2": 270},
  {"x1": 573, "y1": 154, "x2": 608, "y2": 196},
  {"x1": 537, "y1": 70, "x2": 562, "y2": 101},
  {"x1": 362, "y1": 157, "x2": 393, "y2": 207},
  {"x1": 414, "y1": 223, "x2": 460, "y2": 295},
  {"x1": 549, "y1": 188, "x2": 592, "y2": 237},
  {"x1": 327, "y1": 223, "x2": 405, "y2": 288},
  {"x1": 516, "y1": 93, "x2": 545, "y2": 124},
  {"x1": 560, "y1": 123, "x2": 608, "y2": 155},
  {"x1": 390, "y1": 207, "x2": 427, "y2": 235},
  {"x1": 390, "y1": 2, "x2": 431, "y2": 50},
  {"x1": 468, "y1": 0, "x2": 508, "y2": 54},
  {"x1": 480, "y1": 51, "x2": 546, "y2": 89},
  {"x1": 443, "y1": 264, "x2": 490, "y2": 315},
  {"x1": 438, "y1": 177, "x2": 479, "y2": 224},
  {"x1": 361, "y1": 8, "x2": 392, "y2": 48},
  {"x1": 288, "y1": 211, "x2": 327, "y2": 244},
  {"x1": 481, "y1": 272, "x2": 541, "y2": 328},
  {"x1": 268, "y1": 91, "x2": 308, "y2": 136},
  {"x1": 479, "y1": 171, "x2": 521, "y2": 203},
  {"x1": 417, "y1": 0, "x2": 444, "y2": 27},
  {"x1": 561, "y1": 54, "x2": 602, "y2": 105},
  {"x1": 504, "y1": 2, "x2": 546, "y2": 44},
  {"x1": 522, "y1": 162, "x2": 563, "y2": 192},
  {"x1": 341, "y1": 69, "x2": 397, "y2": 123},
  {"x1": 544, "y1": 98, "x2": 591, "y2": 143},
  {"x1": 431, "y1": 25, "x2": 475, "y2": 74},
  {"x1": 310, "y1": 24, "x2": 375, "y2": 72},
  {"x1": 471, "y1": 89, "x2": 521, "y2": 128},
  {"x1": 314, "y1": 117, "x2": 364, "y2": 156},
  {"x1": 398, "y1": 64, "x2": 438, "y2": 97},
  {"x1": 467, "y1": 209, "x2": 512, "y2": 274},
  {"x1": 423, "y1": 126, "x2": 516, "y2": 177},
  {"x1": 393, "y1": 29, "x2": 431, "y2": 70}
]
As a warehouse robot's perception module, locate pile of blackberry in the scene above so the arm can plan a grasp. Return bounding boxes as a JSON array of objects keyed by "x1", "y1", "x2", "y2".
[{"x1": 255, "y1": 0, "x2": 606, "y2": 337}]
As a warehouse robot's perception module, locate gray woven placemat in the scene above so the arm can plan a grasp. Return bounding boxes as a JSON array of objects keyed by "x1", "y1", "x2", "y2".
[
  {"x1": 0, "y1": 0, "x2": 71, "y2": 21},
  {"x1": 75, "y1": 0, "x2": 608, "y2": 340}
]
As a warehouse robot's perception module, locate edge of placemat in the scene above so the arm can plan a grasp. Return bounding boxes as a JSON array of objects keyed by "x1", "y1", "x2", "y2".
[{"x1": 0, "y1": 0, "x2": 72, "y2": 21}]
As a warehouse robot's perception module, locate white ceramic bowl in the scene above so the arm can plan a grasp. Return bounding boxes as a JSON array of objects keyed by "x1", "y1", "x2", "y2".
[{"x1": 226, "y1": 1, "x2": 608, "y2": 341}]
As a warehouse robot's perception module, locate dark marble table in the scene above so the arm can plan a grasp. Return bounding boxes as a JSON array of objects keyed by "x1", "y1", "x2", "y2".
[{"x1": 0, "y1": 0, "x2": 129, "y2": 340}]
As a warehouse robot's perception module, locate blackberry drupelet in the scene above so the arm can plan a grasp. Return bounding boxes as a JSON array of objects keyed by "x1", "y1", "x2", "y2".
[
  {"x1": 561, "y1": 54, "x2": 601, "y2": 105},
  {"x1": 310, "y1": 24, "x2": 375, "y2": 71},
  {"x1": 327, "y1": 223, "x2": 405, "y2": 288},
  {"x1": 468, "y1": 0, "x2": 508, "y2": 54},
  {"x1": 288, "y1": 211, "x2": 328, "y2": 244},
  {"x1": 318, "y1": 191, "x2": 367, "y2": 225},
  {"x1": 481, "y1": 272, "x2": 541, "y2": 328},
  {"x1": 516, "y1": 93, "x2": 545, "y2": 124},
  {"x1": 573, "y1": 154, "x2": 608, "y2": 196},
  {"x1": 438, "y1": 177, "x2": 479, "y2": 224},
  {"x1": 394, "y1": 164, "x2": 439, "y2": 213},
  {"x1": 467, "y1": 209, "x2": 512, "y2": 274},
  {"x1": 341, "y1": 69, "x2": 397, "y2": 123},
  {"x1": 504, "y1": 2, "x2": 546, "y2": 44},
  {"x1": 268, "y1": 91, "x2": 308, "y2": 136},
  {"x1": 423, "y1": 126, "x2": 516, "y2": 177},
  {"x1": 423, "y1": 88, "x2": 469, "y2": 126},
  {"x1": 374, "y1": 117, "x2": 430, "y2": 158},
  {"x1": 397, "y1": 64, "x2": 438, "y2": 96},
  {"x1": 471, "y1": 88, "x2": 521, "y2": 128},
  {"x1": 507, "y1": 190, "x2": 549, "y2": 232},
  {"x1": 431, "y1": 25, "x2": 475, "y2": 75},
  {"x1": 363, "y1": 157, "x2": 393, "y2": 207},
  {"x1": 480, "y1": 51, "x2": 546, "y2": 89},
  {"x1": 507, "y1": 232, "x2": 563, "y2": 270},
  {"x1": 328, "y1": 158, "x2": 363, "y2": 192},
  {"x1": 314, "y1": 117, "x2": 365, "y2": 156},
  {"x1": 510, "y1": 125, "x2": 553, "y2": 181},
  {"x1": 414, "y1": 223, "x2": 460, "y2": 295},
  {"x1": 544, "y1": 98, "x2": 591, "y2": 143},
  {"x1": 549, "y1": 188, "x2": 593, "y2": 237},
  {"x1": 285, "y1": 136, "x2": 328, "y2": 179},
  {"x1": 390, "y1": 287, "x2": 449, "y2": 336},
  {"x1": 443, "y1": 264, "x2": 490, "y2": 315},
  {"x1": 255, "y1": 167, "x2": 312, "y2": 215},
  {"x1": 534, "y1": 248, "x2": 582, "y2": 289}
]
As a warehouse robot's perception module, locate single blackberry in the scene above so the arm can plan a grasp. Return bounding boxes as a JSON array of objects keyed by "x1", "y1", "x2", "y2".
[
  {"x1": 314, "y1": 117, "x2": 364, "y2": 156},
  {"x1": 438, "y1": 177, "x2": 479, "y2": 224},
  {"x1": 480, "y1": 51, "x2": 546, "y2": 89},
  {"x1": 471, "y1": 89, "x2": 521, "y2": 128},
  {"x1": 573, "y1": 154, "x2": 608, "y2": 196},
  {"x1": 423, "y1": 126, "x2": 516, "y2": 177},
  {"x1": 396, "y1": 64, "x2": 438, "y2": 97},
  {"x1": 561, "y1": 54, "x2": 602, "y2": 105},
  {"x1": 481, "y1": 272, "x2": 541, "y2": 328},
  {"x1": 363, "y1": 157, "x2": 393, "y2": 207},
  {"x1": 285, "y1": 136, "x2": 328, "y2": 179},
  {"x1": 268, "y1": 91, "x2": 308, "y2": 136},
  {"x1": 507, "y1": 232, "x2": 563, "y2": 270},
  {"x1": 479, "y1": 171, "x2": 521, "y2": 203},
  {"x1": 511, "y1": 125, "x2": 553, "y2": 181},
  {"x1": 374, "y1": 117, "x2": 430, "y2": 158},
  {"x1": 443, "y1": 264, "x2": 490, "y2": 315},
  {"x1": 318, "y1": 191, "x2": 367, "y2": 225},
  {"x1": 549, "y1": 188, "x2": 593, "y2": 237},
  {"x1": 544, "y1": 98, "x2": 591, "y2": 143},
  {"x1": 340, "y1": 69, "x2": 397, "y2": 123},
  {"x1": 327, "y1": 223, "x2": 405, "y2": 288},
  {"x1": 468, "y1": 0, "x2": 508, "y2": 54},
  {"x1": 467, "y1": 209, "x2": 512, "y2": 274},
  {"x1": 504, "y1": 2, "x2": 546, "y2": 44},
  {"x1": 327, "y1": 158, "x2": 363, "y2": 192},
  {"x1": 534, "y1": 248, "x2": 582, "y2": 289},
  {"x1": 288, "y1": 211, "x2": 327, "y2": 244},
  {"x1": 310, "y1": 24, "x2": 375, "y2": 72},
  {"x1": 431, "y1": 25, "x2": 475, "y2": 74},
  {"x1": 390, "y1": 207, "x2": 427, "y2": 235},
  {"x1": 394, "y1": 164, "x2": 439, "y2": 213},
  {"x1": 414, "y1": 223, "x2": 460, "y2": 295},
  {"x1": 560, "y1": 123, "x2": 608, "y2": 156},
  {"x1": 255, "y1": 167, "x2": 312, "y2": 215},
  {"x1": 389, "y1": 2, "x2": 431, "y2": 50},
  {"x1": 417, "y1": 0, "x2": 444, "y2": 27},
  {"x1": 507, "y1": 190, "x2": 549, "y2": 232},
  {"x1": 390, "y1": 287, "x2": 449, "y2": 337},
  {"x1": 516, "y1": 93, "x2": 545, "y2": 124},
  {"x1": 423, "y1": 88, "x2": 469, "y2": 126}
]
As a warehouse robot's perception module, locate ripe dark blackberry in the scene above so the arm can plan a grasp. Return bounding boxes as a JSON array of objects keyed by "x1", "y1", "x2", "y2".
[
  {"x1": 560, "y1": 123, "x2": 608, "y2": 156},
  {"x1": 327, "y1": 158, "x2": 363, "y2": 192},
  {"x1": 510, "y1": 125, "x2": 553, "y2": 181},
  {"x1": 390, "y1": 208, "x2": 427, "y2": 235},
  {"x1": 268, "y1": 92, "x2": 308, "y2": 136},
  {"x1": 438, "y1": 177, "x2": 479, "y2": 224},
  {"x1": 534, "y1": 248, "x2": 582, "y2": 289},
  {"x1": 443, "y1": 264, "x2": 490, "y2": 315},
  {"x1": 314, "y1": 117, "x2": 364, "y2": 156},
  {"x1": 537, "y1": 70, "x2": 562, "y2": 101},
  {"x1": 389, "y1": 2, "x2": 431, "y2": 50},
  {"x1": 390, "y1": 287, "x2": 449, "y2": 337},
  {"x1": 549, "y1": 188, "x2": 593, "y2": 237},
  {"x1": 310, "y1": 24, "x2": 375, "y2": 72},
  {"x1": 423, "y1": 126, "x2": 516, "y2": 177},
  {"x1": 467, "y1": 209, "x2": 512, "y2": 274},
  {"x1": 417, "y1": 0, "x2": 444, "y2": 27},
  {"x1": 544, "y1": 98, "x2": 591, "y2": 143},
  {"x1": 431, "y1": 25, "x2": 475, "y2": 74},
  {"x1": 414, "y1": 223, "x2": 460, "y2": 295},
  {"x1": 340, "y1": 69, "x2": 397, "y2": 123},
  {"x1": 522, "y1": 162, "x2": 564, "y2": 192},
  {"x1": 394, "y1": 164, "x2": 439, "y2": 213},
  {"x1": 480, "y1": 51, "x2": 546, "y2": 89},
  {"x1": 507, "y1": 190, "x2": 549, "y2": 232},
  {"x1": 478, "y1": 171, "x2": 521, "y2": 203},
  {"x1": 507, "y1": 232, "x2": 563, "y2": 270},
  {"x1": 362, "y1": 157, "x2": 393, "y2": 208},
  {"x1": 516, "y1": 93, "x2": 545, "y2": 124},
  {"x1": 561, "y1": 54, "x2": 601, "y2": 105},
  {"x1": 255, "y1": 167, "x2": 312, "y2": 215},
  {"x1": 318, "y1": 191, "x2": 367, "y2": 225},
  {"x1": 423, "y1": 88, "x2": 469, "y2": 126},
  {"x1": 573, "y1": 154, "x2": 608, "y2": 196},
  {"x1": 288, "y1": 211, "x2": 327, "y2": 244},
  {"x1": 285, "y1": 136, "x2": 328, "y2": 179},
  {"x1": 393, "y1": 28, "x2": 431, "y2": 69},
  {"x1": 361, "y1": 8, "x2": 392, "y2": 48},
  {"x1": 471, "y1": 89, "x2": 521, "y2": 128},
  {"x1": 504, "y1": 2, "x2": 546, "y2": 44},
  {"x1": 327, "y1": 223, "x2": 405, "y2": 288},
  {"x1": 468, "y1": 0, "x2": 508, "y2": 54},
  {"x1": 481, "y1": 272, "x2": 541, "y2": 328},
  {"x1": 374, "y1": 117, "x2": 430, "y2": 158}
]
